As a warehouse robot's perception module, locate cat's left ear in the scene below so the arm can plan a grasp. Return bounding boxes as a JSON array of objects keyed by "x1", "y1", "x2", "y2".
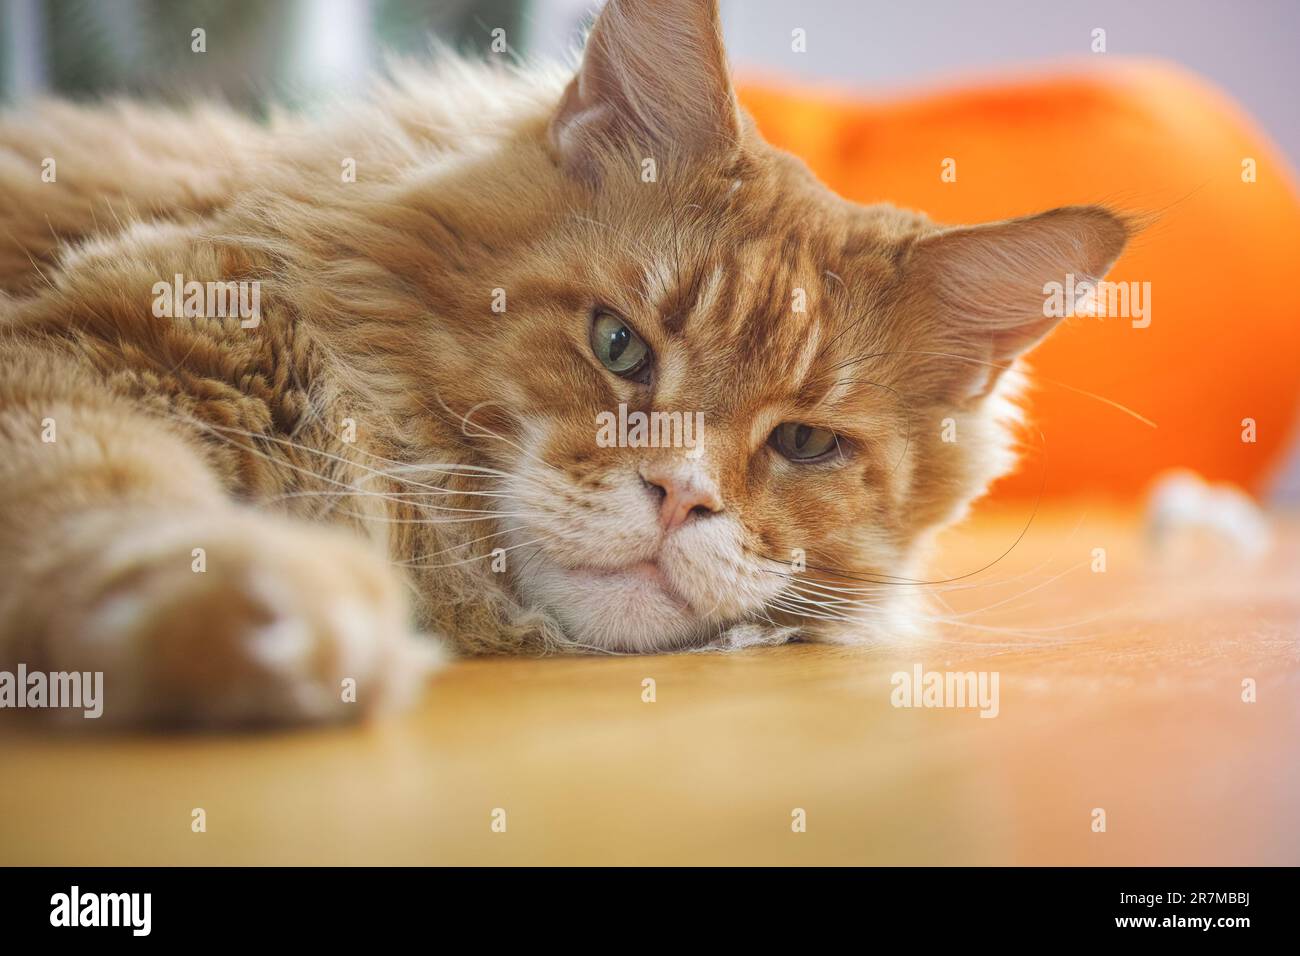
[
  {"x1": 550, "y1": 0, "x2": 740, "y2": 178},
  {"x1": 906, "y1": 205, "x2": 1131, "y2": 400}
]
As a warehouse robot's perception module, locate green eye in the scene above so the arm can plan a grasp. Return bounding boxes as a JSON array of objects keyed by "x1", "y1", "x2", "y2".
[
  {"x1": 590, "y1": 311, "x2": 652, "y2": 382},
  {"x1": 770, "y1": 422, "x2": 839, "y2": 462}
]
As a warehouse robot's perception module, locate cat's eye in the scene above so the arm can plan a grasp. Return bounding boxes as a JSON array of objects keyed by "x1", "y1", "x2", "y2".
[
  {"x1": 770, "y1": 422, "x2": 839, "y2": 462},
  {"x1": 590, "y1": 311, "x2": 652, "y2": 383}
]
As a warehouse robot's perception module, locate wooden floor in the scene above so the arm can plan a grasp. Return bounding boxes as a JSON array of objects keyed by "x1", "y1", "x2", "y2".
[{"x1": 2, "y1": 504, "x2": 1297, "y2": 865}]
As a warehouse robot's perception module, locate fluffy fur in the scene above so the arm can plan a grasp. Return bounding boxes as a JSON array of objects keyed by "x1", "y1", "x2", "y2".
[{"x1": 0, "y1": 0, "x2": 1127, "y2": 726}]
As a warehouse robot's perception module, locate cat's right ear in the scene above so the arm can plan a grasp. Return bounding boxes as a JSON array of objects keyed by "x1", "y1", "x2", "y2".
[
  {"x1": 904, "y1": 205, "x2": 1131, "y2": 402},
  {"x1": 549, "y1": 0, "x2": 741, "y2": 179}
]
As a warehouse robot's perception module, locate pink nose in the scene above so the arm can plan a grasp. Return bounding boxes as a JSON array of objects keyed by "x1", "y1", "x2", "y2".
[{"x1": 640, "y1": 465, "x2": 723, "y2": 531}]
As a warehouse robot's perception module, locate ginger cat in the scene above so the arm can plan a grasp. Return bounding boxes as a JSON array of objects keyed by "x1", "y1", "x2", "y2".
[{"x1": 0, "y1": 0, "x2": 1127, "y2": 726}]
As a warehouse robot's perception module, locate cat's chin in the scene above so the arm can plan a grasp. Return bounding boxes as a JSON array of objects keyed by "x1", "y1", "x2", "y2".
[{"x1": 515, "y1": 558, "x2": 713, "y2": 653}]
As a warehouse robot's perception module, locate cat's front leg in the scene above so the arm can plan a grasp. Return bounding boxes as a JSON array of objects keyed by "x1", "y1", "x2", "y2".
[
  {"x1": 0, "y1": 398, "x2": 440, "y2": 728},
  {"x1": 30, "y1": 509, "x2": 440, "y2": 727}
]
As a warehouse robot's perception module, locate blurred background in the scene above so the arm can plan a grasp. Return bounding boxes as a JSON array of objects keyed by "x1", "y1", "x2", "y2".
[
  {"x1": 2, "y1": 0, "x2": 1298, "y2": 503},
  {"x1": 3, "y1": 0, "x2": 1298, "y2": 166}
]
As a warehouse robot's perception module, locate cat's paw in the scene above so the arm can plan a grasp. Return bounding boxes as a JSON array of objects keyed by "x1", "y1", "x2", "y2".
[{"x1": 38, "y1": 510, "x2": 443, "y2": 728}]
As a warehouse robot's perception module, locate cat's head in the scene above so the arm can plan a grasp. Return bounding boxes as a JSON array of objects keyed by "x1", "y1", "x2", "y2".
[{"x1": 398, "y1": 0, "x2": 1127, "y2": 652}]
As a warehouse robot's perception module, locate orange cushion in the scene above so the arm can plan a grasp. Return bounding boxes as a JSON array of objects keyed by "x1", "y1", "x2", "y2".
[{"x1": 739, "y1": 61, "x2": 1300, "y2": 501}]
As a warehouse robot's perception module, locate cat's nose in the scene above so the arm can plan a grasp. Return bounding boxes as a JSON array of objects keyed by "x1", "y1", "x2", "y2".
[{"x1": 639, "y1": 464, "x2": 723, "y2": 531}]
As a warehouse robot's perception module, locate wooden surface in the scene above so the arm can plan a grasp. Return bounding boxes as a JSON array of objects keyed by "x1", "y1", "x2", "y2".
[{"x1": 1, "y1": 504, "x2": 1297, "y2": 865}]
